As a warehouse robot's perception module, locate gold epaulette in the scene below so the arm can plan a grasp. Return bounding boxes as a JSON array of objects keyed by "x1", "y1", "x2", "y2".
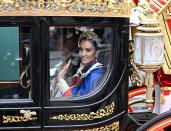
[
  {"x1": 160, "y1": 87, "x2": 171, "y2": 104},
  {"x1": 161, "y1": 87, "x2": 171, "y2": 91}
]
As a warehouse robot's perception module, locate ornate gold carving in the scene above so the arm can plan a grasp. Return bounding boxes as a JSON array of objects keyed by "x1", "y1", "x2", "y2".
[
  {"x1": 129, "y1": 0, "x2": 136, "y2": 7},
  {"x1": 158, "y1": 5, "x2": 171, "y2": 74},
  {"x1": 50, "y1": 102, "x2": 114, "y2": 121},
  {"x1": 163, "y1": 4, "x2": 171, "y2": 19},
  {"x1": 79, "y1": 121, "x2": 119, "y2": 131},
  {"x1": 20, "y1": 110, "x2": 37, "y2": 121},
  {"x1": 0, "y1": 0, "x2": 129, "y2": 17},
  {"x1": 2, "y1": 115, "x2": 37, "y2": 123}
]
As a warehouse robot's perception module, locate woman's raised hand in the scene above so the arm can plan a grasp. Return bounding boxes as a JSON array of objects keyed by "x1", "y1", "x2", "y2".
[{"x1": 57, "y1": 59, "x2": 71, "y2": 81}]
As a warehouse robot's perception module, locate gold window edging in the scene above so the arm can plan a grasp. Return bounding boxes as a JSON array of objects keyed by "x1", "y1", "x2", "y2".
[
  {"x1": 50, "y1": 102, "x2": 115, "y2": 121},
  {"x1": 0, "y1": 0, "x2": 129, "y2": 17}
]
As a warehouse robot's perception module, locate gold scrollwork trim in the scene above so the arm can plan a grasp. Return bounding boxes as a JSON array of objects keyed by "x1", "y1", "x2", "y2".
[
  {"x1": 164, "y1": 4, "x2": 171, "y2": 19},
  {"x1": 50, "y1": 102, "x2": 115, "y2": 121},
  {"x1": 2, "y1": 115, "x2": 37, "y2": 123},
  {"x1": 79, "y1": 121, "x2": 119, "y2": 131},
  {"x1": 0, "y1": 0, "x2": 129, "y2": 17}
]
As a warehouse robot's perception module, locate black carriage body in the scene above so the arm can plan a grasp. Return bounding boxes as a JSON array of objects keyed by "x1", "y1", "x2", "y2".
[{"x1": 0, "y1": 17, "x2": 129, "y2": 131}]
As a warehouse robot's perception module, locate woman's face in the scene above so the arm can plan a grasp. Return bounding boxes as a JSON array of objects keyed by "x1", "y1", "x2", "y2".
[{"x1": 79, "y1": 40, "x2": 96, "y2": 65}]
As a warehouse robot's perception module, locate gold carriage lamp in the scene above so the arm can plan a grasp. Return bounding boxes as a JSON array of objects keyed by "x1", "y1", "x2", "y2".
[{"x1": 134, "y1": 9, "x2": 164, "y2": 111}]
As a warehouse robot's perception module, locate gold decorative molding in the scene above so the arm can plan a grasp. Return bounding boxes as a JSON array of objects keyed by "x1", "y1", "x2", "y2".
[
  {"x1": 163, "y1": 4, "x2": 171, "y2": 19},
  {"x1": 127, "y1": 0, "x2": 136, "y2": 9},
  {"x1": 78, "y1": 121, "x2": 119, "y2": 131},
  {"x1": 0, "y1": 0, "x2": 129, "y2": 17},
  {"x1": 50, "y1": 102, "x2": 114, "y2": 121},
  {"x1": 2, "y1": 115, "x2": 37, "y2": 123}
]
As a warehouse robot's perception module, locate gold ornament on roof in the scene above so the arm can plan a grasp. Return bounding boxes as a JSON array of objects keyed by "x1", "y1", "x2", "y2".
[
  {"x1": 0, "y1": 0, "x2": 129, "y2": 17},
  {"x1": 143, "y1": 8, "x2": 158, "y2": 19},
  {"x1": 137, "y1": 8, "x2": 161, "y2": 32}
]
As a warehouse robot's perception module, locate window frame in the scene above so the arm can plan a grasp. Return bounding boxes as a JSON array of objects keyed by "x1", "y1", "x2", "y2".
[
  {"x1": 42, "y1": 17, "x2": 128, "y2": 107},
  {"x1": 0, "y1": 17, "x2": 41, "y2": 107}
]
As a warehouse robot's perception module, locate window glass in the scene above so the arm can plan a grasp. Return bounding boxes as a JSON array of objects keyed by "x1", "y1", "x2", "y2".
[
  {"x1": 0, "y1": 27, "x2": 20, "y2": 80},
  {"x1": 49, "y1": 26, "x2": 112, "y2": 98},
  {"x1": 0, "y1": 26, "x2": 32, "y2": 99}
]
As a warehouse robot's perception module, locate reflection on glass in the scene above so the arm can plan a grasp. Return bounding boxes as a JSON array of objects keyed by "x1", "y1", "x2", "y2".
[
  {"x1": 49, "y1": 27, "x2": 111, "y2": 98},
  {"x1": 0, "y1": 26, "x2": 32, "y2": 99}
]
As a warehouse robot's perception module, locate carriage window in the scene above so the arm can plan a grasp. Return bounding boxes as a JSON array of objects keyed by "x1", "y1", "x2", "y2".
[
  {"x1": 49, "y1": 26, "x2": 112, "y2": 98},
  {"x1": 0, "y1": 26, "x2": 31, "y2": 99}
]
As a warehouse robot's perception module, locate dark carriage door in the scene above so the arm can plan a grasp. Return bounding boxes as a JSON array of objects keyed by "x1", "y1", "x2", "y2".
[
  {"x1": 0, "y1": 18, "x2": 41, "y2": 130},
  {"x1": 0, "y1": 17, "x2": 129, "y2": 130},
  {"x1": 41, "y1": 17, "x2": 129, "y2": 131}
]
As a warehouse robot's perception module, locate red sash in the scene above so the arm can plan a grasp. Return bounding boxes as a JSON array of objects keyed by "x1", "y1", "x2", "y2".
[
  {"x1": 155, "y1": 68, "x2": 171, "y2": 95},
  {"x1": 63, "y1": 76, "x2": 80, "y2": 96}
]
